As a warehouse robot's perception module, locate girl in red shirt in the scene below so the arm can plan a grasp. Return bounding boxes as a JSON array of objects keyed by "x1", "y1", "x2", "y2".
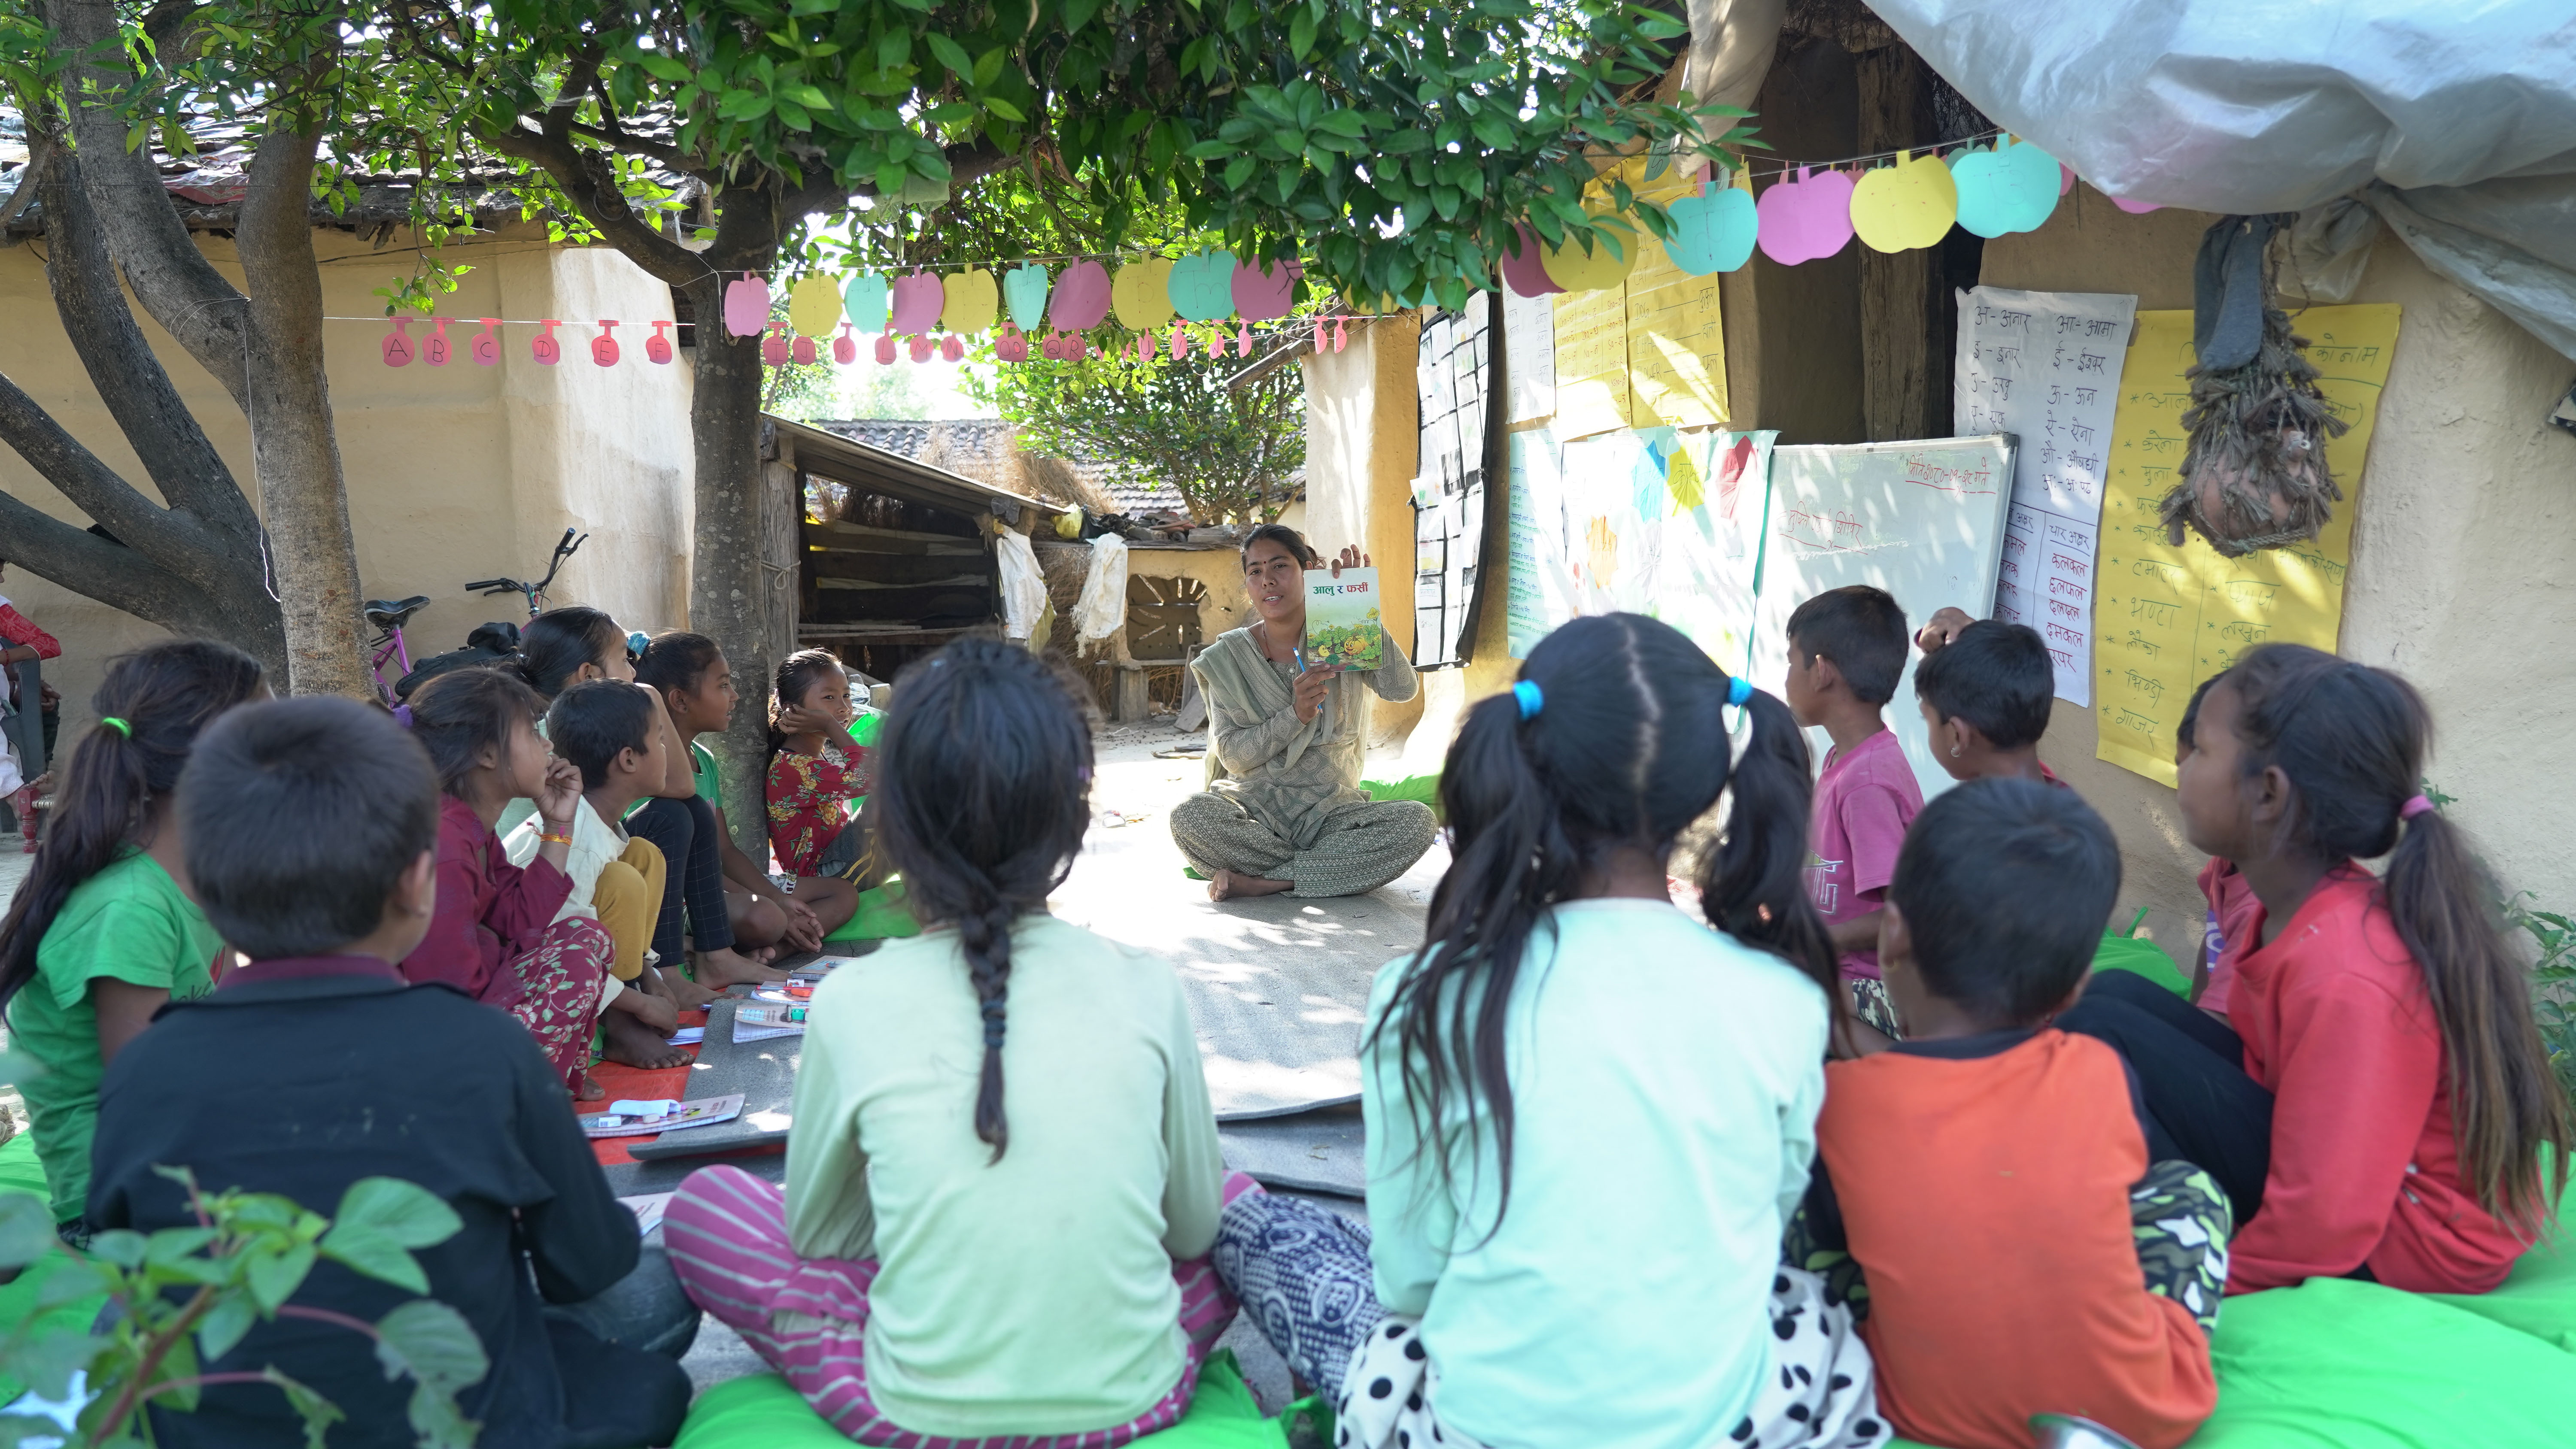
[
  {"x1": 764, "y1": 649, "x2": 877, "y2": 880},
  {"x1": 2063, "y1": 643, "x2": 2567, "y2": 1292}
]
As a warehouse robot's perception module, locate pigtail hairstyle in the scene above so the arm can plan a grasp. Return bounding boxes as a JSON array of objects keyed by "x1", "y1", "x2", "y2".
[
  {"x1": 405, "y1": 667, "x2": 549, "y2": 798},
  {"x1": 1372, "y1": 613, "x2": 1836, "y2": 1227},
  {"x1": 871, "y1": 637, "x2": 1094, "y2": 1162},
  {"x1": 766, "y1": 648, "x2": 847, "y2": 775},
  {"x1": 2224, "y1": 643, "x2": 2570, "y2": 1231},
  {"x1": 515, "y1": 606, "x2": 623, "y2": 700},
  {"x1": 1695, "y1": 684, "x2": 1840, "y2": 997},
  {"x1": 0, "y1": 641, "x2": 265, "y2": 1019}
]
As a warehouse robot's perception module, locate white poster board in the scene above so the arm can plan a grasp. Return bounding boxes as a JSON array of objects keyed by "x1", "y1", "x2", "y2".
[{"x1": 1748, "y1": 436, "x2": 2018, "y2": 801}]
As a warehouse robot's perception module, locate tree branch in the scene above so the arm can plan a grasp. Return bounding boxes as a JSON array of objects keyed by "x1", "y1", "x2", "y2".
[
  {"x1": 0, "y1": 366, "x2": 232, "y2": 589},
  {"x1": 0, "y1": 484, "x2": 219, "y2": 628},
  {"x1": 44, "y1": 0, "x2": 253, "y2": 410},
  {"x1": 483, "y1": 123, "x2": 711, "y2": 289},
  {"x1": 33, "y1": 144, "x2": 263, "y2": 554}
]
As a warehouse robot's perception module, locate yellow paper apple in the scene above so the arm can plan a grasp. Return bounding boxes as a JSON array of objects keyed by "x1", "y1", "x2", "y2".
[
  {"x1": 1112, "y1": 258, "x2": 1175, "y2": 330},
  {"x1": 942, "y1": 268, "x2": 999, "y2": 334},
  {"x1": 1850, "y1": 150, "x2": 1959, "y2": 254},
  {"x1": 1541, "y1": 214, "x2": 1640, "y2": 293}
]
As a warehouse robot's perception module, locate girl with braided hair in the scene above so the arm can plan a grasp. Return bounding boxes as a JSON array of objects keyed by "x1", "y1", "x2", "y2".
[{"x1": 665, "y1": 637, "x2": 1239, "y2": 1445}]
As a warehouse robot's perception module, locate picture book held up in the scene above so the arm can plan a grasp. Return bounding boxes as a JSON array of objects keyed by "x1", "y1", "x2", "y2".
[{"x1": 1304, "y1": 567, "x2": 1386, "y2": 670}]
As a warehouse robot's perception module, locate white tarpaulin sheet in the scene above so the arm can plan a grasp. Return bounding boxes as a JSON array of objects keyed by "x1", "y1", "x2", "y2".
[{"x1": 1868, "y1": 0, "x2": 2576, "y2": 359}]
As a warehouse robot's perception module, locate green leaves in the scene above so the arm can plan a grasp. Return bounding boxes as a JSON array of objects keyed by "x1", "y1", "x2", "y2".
[
  {"x1": 0, "y1": 1194, "x2": 56, "y2": 1271},
  {"x1": 319, "y1": 1178, "x2": 462, "y2": 1297},
  {"x1": 377, "y1": 1300, "x2": 490, "y2": 1449}
]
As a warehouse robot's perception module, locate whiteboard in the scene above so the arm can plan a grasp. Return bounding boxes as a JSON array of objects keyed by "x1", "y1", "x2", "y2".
[{"x1": 1747, "y1": 435, "x2": 2018, "y2": 802}]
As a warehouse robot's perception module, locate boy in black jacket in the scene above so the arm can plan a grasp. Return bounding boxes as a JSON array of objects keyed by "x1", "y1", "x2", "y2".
[{"x1": 89, "y1": 697, "x2": 696, "y2": 1448}]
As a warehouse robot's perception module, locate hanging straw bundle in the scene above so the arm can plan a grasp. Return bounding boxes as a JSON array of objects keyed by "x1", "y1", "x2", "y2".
[{"x1": 2160, "y1": 218, "x2": 2351, "y2": 558}]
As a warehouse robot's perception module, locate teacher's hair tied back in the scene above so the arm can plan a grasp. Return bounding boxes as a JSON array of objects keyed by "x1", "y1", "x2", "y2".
[
  {"x1": 1726, "y1": 676, "x2": 1753, "y2": 708},
  {"x1": 98, "y1": 716, "x2": 132, "y2": 738},
  {"x1": 1513, "y1": 679, "x2": 1544, "y2": 721}
]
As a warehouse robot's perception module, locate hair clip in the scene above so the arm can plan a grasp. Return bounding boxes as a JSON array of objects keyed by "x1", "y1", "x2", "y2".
[
  {"x1": 1513, "y1": 679, "x2": 1543, "y2": 720},
  {"x1": 1726, "y1": 676, "x2": 1753, "y2": 707},
  {"x1": 2399, "y1": 794, "x2": 2436, "y2": 820}
]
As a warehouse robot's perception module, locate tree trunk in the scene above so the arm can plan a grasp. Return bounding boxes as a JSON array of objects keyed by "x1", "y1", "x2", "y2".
[
  {"x1": 684, "y1": 267, "x2": 781, "y2": 855},
  {"x1": 234, "y1": 123, "x2": 374, "y2": 699}
]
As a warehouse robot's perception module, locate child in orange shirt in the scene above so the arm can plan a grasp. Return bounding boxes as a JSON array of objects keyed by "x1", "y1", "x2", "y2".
[
  {"x1": 1795, "y1": 779, "x2": 2224, "y2": 1449},
  {"x1": 2060, "y1": 644, "x2": 2568, "y2": 1292}
]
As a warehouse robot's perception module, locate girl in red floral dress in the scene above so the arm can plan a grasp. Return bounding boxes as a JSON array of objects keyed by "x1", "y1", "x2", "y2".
[{"x1": 765, "y1": 649, "x2": 879, "y2": 880}]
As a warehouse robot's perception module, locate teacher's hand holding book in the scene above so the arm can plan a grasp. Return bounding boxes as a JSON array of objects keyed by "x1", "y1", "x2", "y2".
[{"x1": 1293, "y1": 659, "x2": 1345, "y2": 721}]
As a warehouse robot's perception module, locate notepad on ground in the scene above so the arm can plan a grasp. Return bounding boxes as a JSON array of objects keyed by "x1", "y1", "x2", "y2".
[
  {"x1": 1303, "y1": 567, "x2": 1385, "y2": 669},
  {"x1": 580, "y1": 1094, "x2": 747, "y2": 1139},
  {"x1": 733, "y1": 1001, "x2": 807, "y2": 1043}
]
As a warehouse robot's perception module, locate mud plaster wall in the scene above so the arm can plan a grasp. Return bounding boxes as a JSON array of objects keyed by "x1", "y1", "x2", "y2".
[
  {"x1": 1984, "y1": 191, "x2": 2576, "y2": 962},
  {"x1": 1301, "y1": 320, "x2": 1427, "y2": 749},
  {"x1": 0, "y1": 228, "x2": 692, "y2": 734}
]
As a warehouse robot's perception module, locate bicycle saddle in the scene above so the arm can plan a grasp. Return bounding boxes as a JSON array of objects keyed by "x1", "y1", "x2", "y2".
[{"x1": 364, "y1": 595, "x2": 434, "y2": 629}]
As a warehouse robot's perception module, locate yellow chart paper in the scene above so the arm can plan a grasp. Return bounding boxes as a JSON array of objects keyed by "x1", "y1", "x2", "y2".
[
  {"x1": 1551, "y1": 285, "x2": 1630, "y2": 440},
  {"x1": 1625, "y1": 241, "x2": 1728, "y2": 429},
  {"x1": 2092, "y1": 305, "x2": 2401, "y2": 785}
]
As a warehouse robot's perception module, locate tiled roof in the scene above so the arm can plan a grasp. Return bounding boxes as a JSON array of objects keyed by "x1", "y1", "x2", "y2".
[{"x1": 811, "y1": 418, "x2": 1188, "y2": 517}]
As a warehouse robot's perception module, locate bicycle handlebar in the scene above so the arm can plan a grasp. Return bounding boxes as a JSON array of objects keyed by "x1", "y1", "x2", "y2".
[{"x1": 465, "y1": 577, "x2": 526, "y2": 594}]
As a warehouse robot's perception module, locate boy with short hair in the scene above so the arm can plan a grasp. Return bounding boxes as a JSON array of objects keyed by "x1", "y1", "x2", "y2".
[
  {"x1": 1913, "y1": 618, "x2": 2057, "y2": 785},
  {"x1": 1799, "y1": 779, "x2": 2226, "y2": 1449},
  {"x1": 1782, "y1": 584, "x2": 1922, "y2": 1045},
  {"x1": 88, "y1": 697, "x2": 694, "y2": 1449},
  {"x1": 506, "y1": 679, "x2": 687, "y2": 1067}
]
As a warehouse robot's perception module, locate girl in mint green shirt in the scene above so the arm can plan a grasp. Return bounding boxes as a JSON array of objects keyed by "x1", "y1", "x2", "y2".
[{"x1": 0, "y1": 641, "x2": 265, "y2": 1229}]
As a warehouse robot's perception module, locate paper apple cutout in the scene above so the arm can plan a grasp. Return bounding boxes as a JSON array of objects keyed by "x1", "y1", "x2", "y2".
[
  {"x1": 843, "y1": 273, "x2": 889, "y2": 333},
  {"x1": 943, "y1": 269, "x2": 999, "y2": 334},
  {"x1": 591, "y1": 320, "x2": 621, "y2": 367},
  {"x1": 723, "y1": 278, "x2": 769, "y2": 338},
  {"x1": 1953, "y1": 140, "x2": 2061, "y2": 238},
  {"x1": 532, "y1": 320, "x2": 563, "y2": 366},
  {"x1": 1540, "y1": 216, "x2": 1638, "y2": 292},
  {"x1": 647, "y1": 321, "x2": 675, "y2": 365},
  {"x1": 761, "y1": 328, "x2": 790, "y2": 366},
  {"x1": 1501, "y1": 222, "x2": 1562, "y2": 297},
  {"x1": 1003, "y1": 264, "x2": 1050, "y2": 331},
  {"x1": 472, "y1": 319, "x2": 501, "y2": 366},
  {"x1": 1113, "y1": 258, "x2": 1175, "y2": 328},
  {"x1": 1167, "y1": 251, "x2": 1237, "y2": 322},
  {"x1": 381, "y1": 318, "x2": 414, "y2": 367},
  {"x1": 1051, "y1": 259, "x2": 1112, "y2": 330},
  {"x1": 1852, "y1": 151, "x2": 1958, "y2": 253},
  {"x1": 875, "y1": 333, "x2": 898, "y2": 364},
  {"x1": 941, "y1": 333, "x2": 964, "y2": 362},
  {"x1": 995, "y1": 327, "x2": 1030, "y2": 363},
  {"x1": 908, "y1": 333, "x2": 933, "y2": 362},
  {"x1": 1663, "y1": 180, "x2": 1759, "y2": 275},
  {"x1": 830, "y1": 324, "x2": 854, "y2": 365},
  {"x1": 2060, "y1": 162, "x2": 2075, "y2": 196},
  {"x1": 793, "y1": 335, "x2": 817, "y2": 364},
  {"x1": 1232, "y1": 257, "x2": 1300, "y2": 321},
  {"x1": 789, "y1": 275, "x2": 841, "y2": 336},
  {"x1": 890, "y1": 271, "x2": 944, "y2": 336},
  {"x1": 1757, "y1": 167, "x2": 1856, "y2": 265},
  {"x1": 422, "y1": 318, "x2": 452, "y2": 366},
  {"x1": 2112, "y1": 194, "x2": 2163, "y2": 215}
]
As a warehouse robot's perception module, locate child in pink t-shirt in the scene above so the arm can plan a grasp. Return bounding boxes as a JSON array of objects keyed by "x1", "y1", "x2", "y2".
[{"x1": 1783, "y1": 585, "x2": 1924, "y2": 1049}]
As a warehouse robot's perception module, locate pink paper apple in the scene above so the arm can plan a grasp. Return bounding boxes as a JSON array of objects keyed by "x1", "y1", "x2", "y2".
[
  {"x1": 1501, "y1": 222, "x2": 1562, "y2": 297},
  {"x1": 1757, "y1": 167, "x2": 1855, "y2": 265},
  {"x1": 1232, "y1": 257, "x2": 1300, "y2": 321},
  {"x1": 890, "y1": 271, "x2": 944, "y2": 335},
  {"x1": 723, "y1": 278, "x2": 769, "y2": 338},
  {"x1": 1050, "y1": 260, "x2": 1112, "y2": 330}
]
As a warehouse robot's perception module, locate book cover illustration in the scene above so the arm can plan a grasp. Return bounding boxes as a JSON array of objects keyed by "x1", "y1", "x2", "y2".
[
  {"x1": 581, "y1": 1094, "x2": 747, "y2": 1140},
  {"x1": 1303, "y1": 567, "x2": 1386, "y2": 670},
  {"x1": 733, "y1": 1000, "x2": 809, "y2": 1043}
]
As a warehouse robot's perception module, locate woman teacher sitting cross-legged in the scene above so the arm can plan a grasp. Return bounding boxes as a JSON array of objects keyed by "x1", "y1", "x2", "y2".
[{"x1": 1173, "y1": 524, "x2": 1436, "y2": 902}]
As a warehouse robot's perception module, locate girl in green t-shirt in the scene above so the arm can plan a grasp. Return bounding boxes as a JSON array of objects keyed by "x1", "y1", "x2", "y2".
[{"x1": 0, "y1": 640, "x2": 267, "y2": 1230}]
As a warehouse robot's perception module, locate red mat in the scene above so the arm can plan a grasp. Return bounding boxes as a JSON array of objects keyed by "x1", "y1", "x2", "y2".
[{"x1": 589, "y1": 1009, "x2": 705, "y2": 1166}]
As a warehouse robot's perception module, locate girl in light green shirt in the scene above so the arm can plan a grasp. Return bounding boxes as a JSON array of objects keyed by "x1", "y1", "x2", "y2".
[
  {"x1": 662, "y1": 637, "x2": 1237, "y2": 1443},
  {"x1": 0, "y1": 641, "x2": 265, "y2": 1229}
]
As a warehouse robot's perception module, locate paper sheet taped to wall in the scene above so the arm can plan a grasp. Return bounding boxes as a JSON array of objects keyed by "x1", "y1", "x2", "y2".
[
  {"x1": 1625, "y1": 244, "x2": 1728, "y2": 430},
  {"x1": 2091, "y1": 305, "x2": 2402, "y2": 786},
  {"x1": 1551, "y1": 287, "x2": 1629, "y2": 440}
]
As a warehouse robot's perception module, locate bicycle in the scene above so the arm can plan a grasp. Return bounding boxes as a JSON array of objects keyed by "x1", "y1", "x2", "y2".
[
  {"x1": 362, "y1": 594, "x2": 432, "y2": 706},
  {"x1": 466, "y1": 527, "x2": 588, "y2": 618}
]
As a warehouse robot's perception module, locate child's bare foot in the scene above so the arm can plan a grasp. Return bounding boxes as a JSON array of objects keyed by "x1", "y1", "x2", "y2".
[
  {"x1": 653, "y1": 965, "x2": 720, "y2": 1011},
  {"x1": 602, "y1": 1010, "x2": 690, "y2": 1070},
  {"x1": 694, "y1": 947, "x2": 787, "y2": 989},
  {"x1": 1207, "y1": 868, "x2": 1293, "y2": 902}
]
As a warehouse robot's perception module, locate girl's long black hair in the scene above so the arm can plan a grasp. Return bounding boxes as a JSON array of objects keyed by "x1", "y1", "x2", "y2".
[
  {"x1": 516, "y1": 606, "x2": 623, "y2": 700},
  {"x1": 0, "y1": 641, "x2": 265, "y2": 1019},
  {"x1": 1370, "y1": 613, "x2": 1834, "y2": 1225},
  {"x1": 2222, "y1": 643, "x2": 2570, "y2": 1230},
  {"x1": 871, "y1": 637, "x2": 1094, "y2": 1162}
]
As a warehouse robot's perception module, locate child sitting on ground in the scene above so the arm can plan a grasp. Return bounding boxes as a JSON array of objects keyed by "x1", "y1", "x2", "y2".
[
  {"x1": 503, "y1": 680, "x2": 687, "y2": 1068},
  {"x1": 399, "y1": 667, "x2": 616, "y2": 1099},
  {"x1": 1784, "y1": 585, "x2": 1922, "y2": 1047},
  {"x1": 2172, "y1": 677, "x2": 2255, "y2": 1020},
  {"x1": 2059, "y1": 643, "x2": 2569, "y2": 1291},
  {"x1": 635, "y1": 632, "x2": 856, "y2": 956},
  {"x1": 1218, "y1": 613, "x2": 1882, "y2": 1449},
  {"x1": 0, "y1": 641, "x2": 265, "y2": 1234},
  {"x1": 89, "y1": 696, "x2": 694, "y2": 1448},
  {"x1": 765, "y1": 648, "x2": 879, "y2": 881},
  {"x1": 1798, "y1": 778, "x2": 2224, "y2": 1449},
  {"x1": 665, "y1": 638, "x2": 1238, "y2": 1443},
  {"x1": 1914, "y1": 618, "x2": 2059, "y2": 785}
]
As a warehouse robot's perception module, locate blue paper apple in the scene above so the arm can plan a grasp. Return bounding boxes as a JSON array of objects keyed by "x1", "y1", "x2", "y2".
[
  {"x1": 1168, "y1": 250, "x2": 1238, "y2": 322},
  {"x1": 1953, "y1": 140, "x2": 2061, "y2": 238},
  {"x1": 842, "y1": 273, "x2": 889, "y2": 333},
  {"x1": 1663, "y1": 179, "x2": 1759, "y2": 274},
  {"x1": 1004, "y1": 264, "x2": 1051, "y2": 331}
]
